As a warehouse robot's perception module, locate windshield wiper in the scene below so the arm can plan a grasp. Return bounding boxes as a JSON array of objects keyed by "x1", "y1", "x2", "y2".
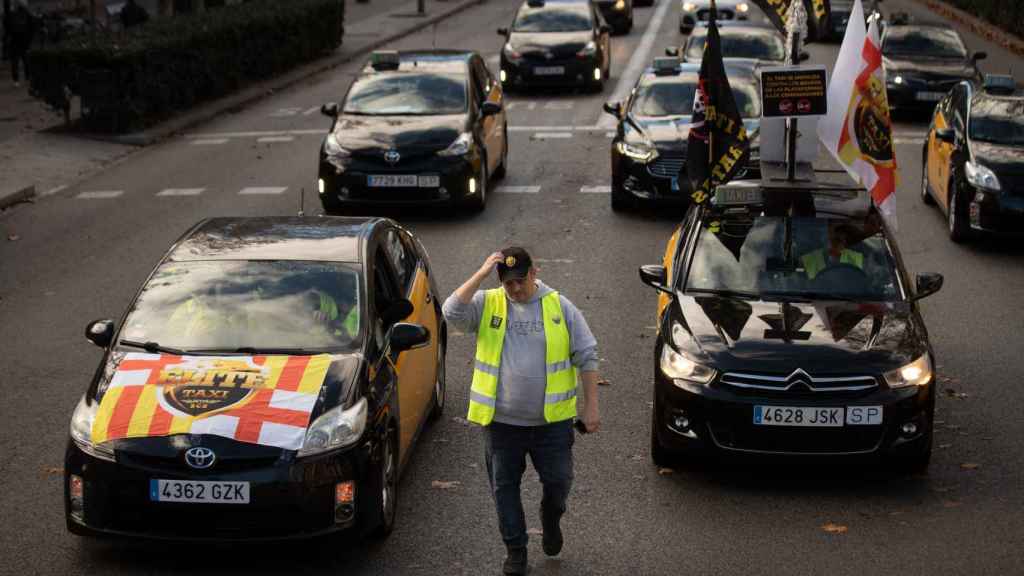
[
  {"x1": 194, "y1": 346, "x2": 324, "y2": 356},
  {"x1": 685, "y1": 288, "x2": 760, "y2": 300},
  {"x1": 120, "y1": 339, "x2": 191, "y2": 355},
  {"x1": 760, "y1": 291, "x2": 863, "y2": 302}
]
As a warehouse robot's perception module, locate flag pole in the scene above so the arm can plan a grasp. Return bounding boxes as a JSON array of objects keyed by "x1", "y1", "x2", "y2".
[
  {"x1": 708, "y1": 0, "x2": 717, "y2": 184},
  {"x1": 785, "y1": 1, "x2": 805, "y2": 182}
]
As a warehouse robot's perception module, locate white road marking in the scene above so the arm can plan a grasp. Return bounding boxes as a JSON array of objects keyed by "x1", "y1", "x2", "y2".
[
  {"x1": 41, "y1": 185, "x2": 68, "y2": 197},
  {"x1": 598, "y1": 0, "x2": 673, "y2": 128},
  {"x1": 239, "y1": 186, "x2": 288, "y2": 195},
  {"x1": 495, "y1": 185, "x2": 541, "y2": 194},
  {"x1": 157, "y1": 188, "x2": 205, "y2": 197},
  {"x1": 580, "y1": 185, "x2": 611, "y2": 194},
  {"x1": 257, "y1": 136, "x2": 295, "y2": 143},
  {"x1": 534, "y1": 258, "x2": 575, "y2": 264},
  {"x1": 505, "y1": 101, "x2": 538, "y2": 111},
  {"x1": 186, "y1": 129, "x2": 325, "y2": 139},
  {"x1": 76, "y1": 190, "x2": 123, "y2": 199},
  {"x1": 508, "y1": 125, "x2": 575, "y2": 132},
  {"x1": 544, "y1": 101, "x2": 574, "y2": 110},
  {"x1": 606, "y1": 132, "x2": 616, "y2": 138},
  {"x1": 302, "y1": 106, "x2": 321, "y2": 116},
  {"x1": 270, "y1": 107, "x2": 303, "y2": 117},
  {"x1": 191, "y1": 138, "x2": 229, "y2": 146},
  {"x1": 532, "y1": 132, "x2": 573, "y2": 139}
]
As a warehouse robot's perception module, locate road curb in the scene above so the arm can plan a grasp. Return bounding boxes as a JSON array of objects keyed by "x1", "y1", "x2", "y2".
[
  {"x1": 0, "y1": 184, "x2": 36, "y2": 211},
  {"x1": 913, "y1": 0, "x2": 1024, "y2": 59},
  {"x1": 78, "y1": 0, "x2": 485, "y2": 147}
]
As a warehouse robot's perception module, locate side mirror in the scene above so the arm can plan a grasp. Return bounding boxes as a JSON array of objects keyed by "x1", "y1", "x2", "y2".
[
  {"x1": 639, "y1": 264, "x2": 672, "y2": 294},
  {"x1": 389, "y1": 322, "x2": 430, "y2": 352},
  {"x1": 913, "y1": 273, "x2": 943, "y2": 301},
  {"x1": 935, "y1": 127, "x2": 955, "y2": 144},
  {"x1": 798, "y1": 51, "x2": 811, "y2": 62},
  {"x1": 599, "y1": 24, "x2": 612, "y2": 34},
  {"x1": 321, "y1": 102, "x2": 339, "y2": 118},
  {"x1": 972, "y1": 51, "x2": 988, "y2": 62},
  {"x1": 481, "y1": 101, "x2": 502, "y2": 116},
  {"x1": 497, "y1": 27, "x2": 508, "y2": 36},
  {"x1": 665, "y1": 46, "x2": 679, "y2": 57},
  {"x1": 382, "y1": 298, "x2": 414, "y2": 326},
  {"x1": 602, "y1": 101, "x2": 623, "y2": 117},
  {"x1": 85, "y1": 319, "x2": 115, "y2": 348}
]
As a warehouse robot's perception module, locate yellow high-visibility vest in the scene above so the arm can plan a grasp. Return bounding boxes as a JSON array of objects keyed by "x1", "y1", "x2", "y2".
[
  {"x1": 801, "y1": 249, "x2": 864, "y2": 280},
  {"x1": 467, "y1": 288, "x2": 577, "y2": 426}
]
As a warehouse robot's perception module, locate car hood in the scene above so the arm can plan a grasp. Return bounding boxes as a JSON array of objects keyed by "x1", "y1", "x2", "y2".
[
  {"x1": 671, "y1": 295, "x2": 925, "y2": 373},
  {"x1": 972, "y1": 141, "x2": 1024, "y2": 173},
  {"x1": 508, "y1": 31, "x2": 594, "y2": 56},
  {"x1": 631, "y1": 116, "x2": 760, "y2": 152},
  {"x1": 332, "y1": 113, "x2": 466, "y2": 153},
  {"x1": 93, "y1": 351, "x2": 362, "y2": 460},
  {"x1": 883, "y1": 56, "x2": 976, "y2": 80}
]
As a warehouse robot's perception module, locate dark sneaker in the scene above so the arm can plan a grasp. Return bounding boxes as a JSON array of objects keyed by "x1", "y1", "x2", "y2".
[
  {"x1": 503, "y1": 546, "x2": 528, "y2": 575},
  {"x1": 541, "y1": 516, "x2": 563, "y2": 556}
]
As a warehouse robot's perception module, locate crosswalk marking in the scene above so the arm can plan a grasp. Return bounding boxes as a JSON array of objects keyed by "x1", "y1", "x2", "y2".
[
  {"x1": 532, "y1": 132, "x2": 573, "y2": 140},
  {"x1": 495, "y1": 185, "x2": 541, "y2": 194},
  {"x1": 580, "y1": 185, "x2": 611, "y2": 194},
  {"x1": 191, "y1": 138, "x2": 228, "y2": 146},
  {"x1": 257, "y1": 136, "x2": 294, "y2": 143},
  {"x1": 76, "y1": 190, "x2": 123, "y2": 199},
  {"x1": 303, "y1": 106, "x2": 321, "y2": 116},
  {"x1": 157, "y1": 188, "x2": 205, "y2": 197},
  {"x1": 238, "y1": 186, "x2": 288, "y2": 195}
]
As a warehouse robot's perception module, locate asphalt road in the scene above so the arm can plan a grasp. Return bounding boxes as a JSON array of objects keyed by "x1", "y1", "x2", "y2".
[{"x1": 1, "y1": 0, "x2": 1023, "y2": 574}]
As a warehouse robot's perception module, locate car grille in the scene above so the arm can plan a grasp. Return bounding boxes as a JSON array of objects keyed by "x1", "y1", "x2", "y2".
[
  {"x1": 720, "y1": 370, "x2": 879, "y2": 396},
  {"x1": 117, "y1": 452, "x2": 282, "y2": 475},
  {"x1": 707, "y1": 420, "x2": 885, "y2": 454},
  {"x1": 521, "y1": 51, "x2": 578, "y2": 63},
  {"x1": 648, "y1": 153, "x2": 686, "y2": 178},
  {"x1": 698, "y1": 8, "x2": 734, "y2": 20}
]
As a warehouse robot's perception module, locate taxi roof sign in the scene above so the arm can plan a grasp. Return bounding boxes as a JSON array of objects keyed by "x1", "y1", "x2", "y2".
[
  {"x1": 653, "y1": 56, "x2": 681, "y2": 75},
  {"x1": 371, "y1": 50, "x2": 401, "y2": 71},
  {"x1": 983, "y1": 74, "x2": 1017, "y2": 95}
]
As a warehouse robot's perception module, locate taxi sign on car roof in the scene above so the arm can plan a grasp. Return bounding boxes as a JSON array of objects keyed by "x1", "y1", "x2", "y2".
[
  {"x1": 371, "y1": 50, "x2": 401, "y2": 71},
  {"x1": 653, "y1": 57, "x2": 681, "y2": 75},
  {"x1": 983, "y1": 74, "x2": 1017, "y2": 95}
]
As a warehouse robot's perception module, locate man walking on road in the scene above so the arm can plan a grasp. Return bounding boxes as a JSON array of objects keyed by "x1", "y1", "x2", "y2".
[
  {"x1": 6, "y1": 0, "x2": 36, "y2": 87},
  {"x1": 444, "y1": 247, "x2": 602, "y2": 576}
]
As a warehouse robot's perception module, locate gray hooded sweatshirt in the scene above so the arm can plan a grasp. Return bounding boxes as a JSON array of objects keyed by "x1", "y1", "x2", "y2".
[{"x1": 443, "y1": 280, "x2": 598, "y2": 426}]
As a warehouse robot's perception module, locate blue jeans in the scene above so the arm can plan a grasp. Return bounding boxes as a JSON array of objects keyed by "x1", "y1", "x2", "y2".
[{"x1": 484, "y1": 420, "x2": 574, "y2": 548}]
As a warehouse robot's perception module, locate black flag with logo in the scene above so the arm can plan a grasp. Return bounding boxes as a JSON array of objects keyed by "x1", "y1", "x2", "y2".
[
  {"x1": 749, "y1": 0, "x2": 831, "y2": 43},
  {"x1": 684, "y1": 3, "x2": 750, "y2": 206}
]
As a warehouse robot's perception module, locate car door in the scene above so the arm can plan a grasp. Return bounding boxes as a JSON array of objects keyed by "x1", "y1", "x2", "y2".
[
  {"x1": 471, "y1": 56, "x2": 503, "y2": 174},
  {"x1": 382, "y1": 227, "x2": 435, "y2": 456},
  {"x1": 933, "y1": 84, "x2": 965, "y2": 211}
]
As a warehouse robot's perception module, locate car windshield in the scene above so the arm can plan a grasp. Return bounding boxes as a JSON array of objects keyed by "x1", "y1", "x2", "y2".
[
  {"x1": 882, "y1": 28, "x2": 967, "y2": 58},
  {"x1": 685, "y1": 215, "x2": 902, "y2": 301},
  {"x1": 632, "y1": 78, "x2": 761, "y2": 117},
  {"x1": 512, "y1": 5, "x2": 593, "y2": 32},
  {"x1": 121, "y1": 261, "x2": 362, "y2": 351},
  {"x1": 969, "y1": 99, "x2": 1024, "y2": 145},
  {"x1": 685, "y1": 31, "x2": 785, "y2": 62},
  {"x1": 344, "y1": 73, "x2": 467, "y2": 115}
]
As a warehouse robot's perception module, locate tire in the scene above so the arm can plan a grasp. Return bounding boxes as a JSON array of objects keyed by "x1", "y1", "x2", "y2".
[
  {"x1": 467, "y1": 161, "x2": 488, "y2": 212},
  {"x1": 650, "y1": 402, "x2": 676, "y2": 468},
  {"x1": 492, "y1": 124, "x2": 508, "y2": 181},
  {"x1": 947, "y1": 171, "x2": 970, "y2": 243},
  {"x1": 429, "y1": 337, "x2": 446, "y2": 421},
  {"x1": 369, "y1": 428, "x2": 399, "y2": 539},
  {"x1": 920, "y1": 150, "x2": 935, "y2": 205}
]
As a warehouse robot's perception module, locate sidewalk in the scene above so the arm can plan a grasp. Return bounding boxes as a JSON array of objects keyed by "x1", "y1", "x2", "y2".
[{"x1": 0, "y1": 0, "x2": 482, "y2": 211}]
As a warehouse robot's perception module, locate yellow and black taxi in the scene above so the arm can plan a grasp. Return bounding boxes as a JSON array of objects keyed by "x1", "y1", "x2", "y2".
[
  {"x1": 594, "y1": 0, "x2": 634, "y2": 35},
  {"x1": 921, "y1": 75, "x2": 1024, "y2": 242},
  {"x1": 881, "y1": 18, "x2": 986, "y2": 115},
  {"x1": 317, "y1": 50, "x2": 507, "y2": 212},
  {"x1": 640, "y1": 179, "x2": 944, "y2": 472},
  {"x1": 498, "y1": 0, "x2": 612, "y2": 92},
  {"x1": 681, "y1": 22, "x2": 795, "y2": 65},
  {"x1": 679, "y1": 0, "x2": 751, "y2": 35},
  {"x1": 602, "y1": 57, "x2": 762, "y2": 211},
  {"x1": 66, "y1": 217, "x2": 447, "y2": 540}
]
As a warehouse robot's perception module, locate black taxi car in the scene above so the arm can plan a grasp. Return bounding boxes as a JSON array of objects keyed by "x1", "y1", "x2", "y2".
[
  {"x1": 66, "y1": 217, "x2": 447, "y2": 540},
  {"x1": 881, "y1": 19, "x2": 986, "y2": 115},
  {"x1": 640, "y1": 178, "x2": 944, "y2": 472},
  {"x1": 679, "y1": 0, "x2": 751, "y2": 35},
  {"x1": 317, "y1": 50, "x2": 508, "y2": 212},
  {"x1": 603, "y1": 57, "x2": 762, "y2": 211},
  {"x1": 594, "y1": 0, "x2": 633, "y2": 35},
  {"x1": 498, "y1": 0, "x2": 612, "y2": 92},
  {"x1": 921, "y1": 75, "x2": 1024, "y2": 241},
  {"x1": 681, "y1": 22, "x2": 795, "y2": 65}
]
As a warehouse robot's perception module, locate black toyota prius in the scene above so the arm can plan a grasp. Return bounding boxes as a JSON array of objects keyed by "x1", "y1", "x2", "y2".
[
  {"x1": 641, "y1": 179, "x2": 944, "y2": 472},
  {"x1": 65, "y1": 217, "x2": 448, "y2": 540},
  {"x1": 317, "y1": 50, "x2": 508, "y2": 212}
]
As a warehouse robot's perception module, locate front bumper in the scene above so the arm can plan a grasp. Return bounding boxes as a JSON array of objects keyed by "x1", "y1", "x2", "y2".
[
  {"x1": 501, "y1": 54, "x2": 602, "y2": 88},
  {"x1": 64, "y1": 439, "x2": 376, "y2": 541},
  {"x1": 968, "y1": 186, "x2": 1024, "y2": 236},
  {"x1": 318, "y1": 152, "x2": 480, "y2": 208},
  {"x1": 653, "y1": 363, "x2": 934, "y2": 457},
  {"x1": 885, "y1": 79, "x2": 964, "y2": 113},
  {"x1": 612, "y1": 148, "x2": 760, "y2": 204}
]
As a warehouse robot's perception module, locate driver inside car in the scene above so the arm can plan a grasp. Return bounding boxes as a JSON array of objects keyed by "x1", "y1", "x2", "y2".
[
  {"x1": 800, "y1": 223, "x2": 864, "y2": 281},
  {"x1": 307, "y1": 279, "x2": 359, "y2": 340}
]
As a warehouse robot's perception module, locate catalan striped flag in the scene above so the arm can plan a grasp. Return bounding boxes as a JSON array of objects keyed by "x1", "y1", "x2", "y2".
[{"x1": 91, "y1": 353, "x2": 332, "y2": 450}]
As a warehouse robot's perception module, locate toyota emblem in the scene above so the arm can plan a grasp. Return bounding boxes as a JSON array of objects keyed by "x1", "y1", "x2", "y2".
[
  {"x1": 184, "y1": 447, "x2": 216, "y2": 469},
  {"x1": 385, "y1": 149, "x2": 400, "y2": 164}
]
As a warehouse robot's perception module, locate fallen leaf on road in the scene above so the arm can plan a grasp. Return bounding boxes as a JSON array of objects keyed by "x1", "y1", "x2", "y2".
[
  {"x1": 981, "y1": 436, "x2": 995, "y2": 441},
  {"x1": 942, "y1": 500, "x2": 962, "y2": 508},
  {"x1": 960, "y1": 463, "x2": 980, "y2": 471},
  {"x1": 433, "y1": 438, "x2": 449, "y2": 443},
  {"x1": 527, "y1": 528, "x2": 543, "y2": 536},
  {"x1": 657, "y1": 467, "x2": 674, "y2": 476},
  {"x1": 598, "y1": 379, "x2": 611, "y2": 386},
  {"x1": 630, "y1": 454, "x2": 643, "y2": 462},
  {"x1": 43, "y1": 467, "x2": 62, "y2": 476},
  {"x1": 938, "y1": 444, "x2": 952, "y2": 449},
  {"x1": 933, "y1": 486, "x2": 956, "y2": 493},
  {"x1": 7, "y1": 234, "x2": 20, "y2": 241},
  {"x1": 821, "y1": 523, "x2": 848, "y2": 534},
  {"x1": 431, "y1": 480, "x2": 460, "y2": 490}
]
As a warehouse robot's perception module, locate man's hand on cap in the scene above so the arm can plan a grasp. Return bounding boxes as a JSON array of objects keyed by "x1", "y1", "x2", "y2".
[{"x1": 479, "y1": 252, "x2": 504, "y2": 278}]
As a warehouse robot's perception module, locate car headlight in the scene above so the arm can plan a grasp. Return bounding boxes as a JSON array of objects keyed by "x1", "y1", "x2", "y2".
[
  {"x1": 438, "y1": 132, "x2": 473, "y2": 157},
  {"x1": 324, "y1": 133, "x2": 351, "y2": 158},
  {"x1": 503, "y1": 42, "x2": 521, "y2": 60},
  {"x1": 616, "y1": 140, "x2": 659, "y2": 162},
  {"x1": 614, "y1": 0, "x2": 626, "y2": 10},
  {"x1": 682, "y1": 1, "x2": 697, "y2": 12},
  {"x1": 883, "y1": 353, "x2": 933, "y2": 388},
  {"x1": 965, "y1": 160, "x2": 1001, "y2": 191},
  {"x1": 736, "y1": 2, "x2": 749, "y2": 13},
  {"x1": 660, "y1": 346, "x2": 716, "y2": 384},
  {"x1": 298, "y1": 397, "x2": 368, "y2": 457},
  {"x1": 891, "y1": 75, "x2": 904, "y2": 85},
  {"x1": 70, "y1": 395, "x2": 116, "y2": 462},
  {"x1": 577, "y1": 41, "x2": 598, "y2": 58}
]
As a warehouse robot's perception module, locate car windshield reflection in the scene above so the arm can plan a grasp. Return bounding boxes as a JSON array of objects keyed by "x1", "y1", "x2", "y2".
[
  {"x1": 970, "y1": 99, "x2": 1024, "y2": 145},
  {"x1": 344, "y1": 73, "x2": 468, "y2": 115},
  {"x1": 633, "y1": 80, "x2": 760, "y2": 118},
  {"x1": 686, "y1": 31, "x2": 785, "y2": 62},
  {"x1": 883, "y1": 28, "x2": 967, "y2": 59},
  {"x1": 512, "y1": 6, "x2": 593, "y2": 32}
]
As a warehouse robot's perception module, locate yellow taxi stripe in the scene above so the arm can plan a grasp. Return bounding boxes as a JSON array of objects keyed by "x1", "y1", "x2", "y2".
[
  {"x1": 91, "y1": 386, "x2": 124, "y2": 444},
  {"x1": 297, "y1": 354, "x2": 332, "y2": 394},
  {"x1": 263, "y1": 356, "x2": 291, "y2": 390},
  {"x1": 126, "y1": 385, "x2": 159, "y2": 437}
]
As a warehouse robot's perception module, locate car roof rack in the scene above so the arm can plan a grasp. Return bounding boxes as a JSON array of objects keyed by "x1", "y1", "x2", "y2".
[
  {"x1": 982, "y1": 74, "x2": 1018, "y2": 95},
  {"x1": 653, "y1": 56, "x2": 681, "y2": 75}
]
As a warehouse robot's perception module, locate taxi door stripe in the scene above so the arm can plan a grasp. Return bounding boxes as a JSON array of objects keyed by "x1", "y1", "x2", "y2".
[
  {"x1": 297, "y1": 355, "x2": 331, "y2": 394},
  {"x1": 275, "y1": 356, "x2": 310, "y2": 392},
  {"x1": 92, "y1": 386, "x2": 125, "y2": 444},
  {"x1": 127, "y1": 385, "x2": 159, "y2": 437},
  {"x1": 106, "y1": 386, "x2": 145, "y2": 441}
]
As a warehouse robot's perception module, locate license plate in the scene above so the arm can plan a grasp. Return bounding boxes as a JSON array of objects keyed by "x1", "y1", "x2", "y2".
[
  {"x1": 753, "y1": 405, "x2": 883, "y2": 427},
  {"x1": 150, "y1": 479, "x2": 250, "y2": 504},
  {"x1": 533, "y1": 66, "x2": 565, "y2": 76},
  {"x1": 916, "y1": 91, "x2": 945, "y2": 102},
  {"x1": 368, "y1": 174, "x2": 417, "y2": 187},
  {"x1": 418, "y1": 175, "x2": 440, "y2": 188}
]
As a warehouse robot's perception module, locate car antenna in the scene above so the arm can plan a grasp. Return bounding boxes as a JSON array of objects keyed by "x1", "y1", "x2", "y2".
[
  {"x1": 433, "y1": 22, "x2": 438, "y2": 50},
  {"x1": 298, "y1": 186, "x2": 305, "y2": 217}
]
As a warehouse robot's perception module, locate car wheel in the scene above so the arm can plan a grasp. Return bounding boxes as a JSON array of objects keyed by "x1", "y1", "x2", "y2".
[
  {"x1": 920, "y1": 150, "x2": 935, "y2": 205},
  {"x1": 650, "y1": 400, "x2": 676, "y2": 468},
  {"x1": 429, "y1": 337, "x2": 446, "y2": 421},
  {"x1": 492, "y1": 123, "x2": 508, "y2": 180},
  {"x1": 947, "y1": 171, "x2": 970, "y2": 243},
  {"x1": 467, "y1": 161, "x2": 488, "y2": 212},
  {"x1": 369, "y1": 428, "x2": 398, "y2": 539}
]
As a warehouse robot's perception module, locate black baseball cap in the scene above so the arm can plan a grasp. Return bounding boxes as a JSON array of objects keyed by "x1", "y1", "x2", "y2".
[{"x1": 497, "y1": 247, "x2": 532, "y2": 281}]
